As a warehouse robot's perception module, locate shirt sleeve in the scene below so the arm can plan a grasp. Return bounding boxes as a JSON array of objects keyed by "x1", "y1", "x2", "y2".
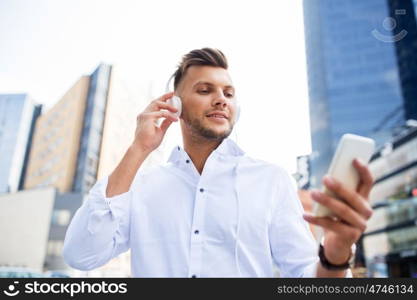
[
  {"x1": 269, "y1": 168, "x2": 353, "y2": 278},
  {"x1": 62, "y1": 176, "x2": 132, "y2": 271},
  {"x1": 269, "y1": 167, "x2": 320, "y2": 277}
]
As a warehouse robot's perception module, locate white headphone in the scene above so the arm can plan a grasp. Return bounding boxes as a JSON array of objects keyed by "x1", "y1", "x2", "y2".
[{"x1": 165, "y1": 75, "x2": 240, "y2": 123}]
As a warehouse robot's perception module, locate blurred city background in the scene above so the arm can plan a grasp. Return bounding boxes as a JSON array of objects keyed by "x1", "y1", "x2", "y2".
[{"x1": 0, "y1": 0, "x2": 417, "y2": 277}]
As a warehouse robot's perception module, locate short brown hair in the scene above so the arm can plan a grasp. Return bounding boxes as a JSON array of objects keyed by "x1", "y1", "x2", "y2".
[{"x1": 173, "y1": 48, "x2": 228, "y2": 90}]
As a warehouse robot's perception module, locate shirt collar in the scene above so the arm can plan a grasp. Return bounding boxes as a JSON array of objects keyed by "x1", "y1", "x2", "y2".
[{"x1": 167, "y1": 138, "x2": 245, "y2": 164}]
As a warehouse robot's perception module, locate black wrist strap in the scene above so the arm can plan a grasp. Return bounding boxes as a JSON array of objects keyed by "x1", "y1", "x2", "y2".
[{"x1": 318, "y1": 244, "x2": 350, "y2": 271}]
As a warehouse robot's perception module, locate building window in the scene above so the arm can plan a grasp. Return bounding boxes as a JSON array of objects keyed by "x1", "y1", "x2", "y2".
[
  {"x1": 51, "y1": 210, "x2": 71, "y2": 226},
  {"x1": 47, "y1": 240, "x2": 64, "y2": 257}
]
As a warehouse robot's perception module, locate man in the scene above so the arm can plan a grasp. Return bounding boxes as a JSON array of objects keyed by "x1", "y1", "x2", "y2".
[{"x1": 63, "y1": 48, "x2": 374, "y2": 277}]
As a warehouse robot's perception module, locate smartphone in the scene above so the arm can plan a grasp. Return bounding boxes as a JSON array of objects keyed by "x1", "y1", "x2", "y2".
[{"x1": 312, "y1": 134, "x2": 375, "y2": 217}]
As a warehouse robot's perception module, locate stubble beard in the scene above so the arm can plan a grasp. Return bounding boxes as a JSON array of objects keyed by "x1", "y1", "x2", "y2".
[{"x1": 182, "y1": 108, "x2": 234, "y2": 141}]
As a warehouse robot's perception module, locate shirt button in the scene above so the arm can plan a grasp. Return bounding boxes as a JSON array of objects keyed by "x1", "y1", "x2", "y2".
[
  {"x1": 194, "y1": 230, "x2": 199, "y2": 235},
  {"x1": 191, "y1": 275, "x2": 197, "y2": 278},
  {"x1": 200, "y1": 188, "x2": 204, "y2": 193},
  {"x1": 186, "y1": 160, "x2": 190, "y2": 163}
]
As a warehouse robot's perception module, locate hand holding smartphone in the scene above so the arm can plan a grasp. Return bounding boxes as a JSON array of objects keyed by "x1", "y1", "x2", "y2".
[{"x1": 312, "y1": 134, "x2": 375, "y2": 217}]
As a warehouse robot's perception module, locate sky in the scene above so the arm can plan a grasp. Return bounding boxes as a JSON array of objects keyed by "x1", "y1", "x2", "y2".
[{"x1": 0, "y1": 0, "x2": 311, "y2": 173}]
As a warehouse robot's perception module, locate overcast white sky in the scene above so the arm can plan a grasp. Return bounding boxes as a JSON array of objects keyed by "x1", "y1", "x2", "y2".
[{"x1": 0, "y1": 0, "x2": 311, "y2": 173}]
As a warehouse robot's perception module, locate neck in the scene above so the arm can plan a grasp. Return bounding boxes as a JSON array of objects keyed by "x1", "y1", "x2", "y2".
[{"x1": 182, "y1": 133, "x2": 223, "y2": 174}]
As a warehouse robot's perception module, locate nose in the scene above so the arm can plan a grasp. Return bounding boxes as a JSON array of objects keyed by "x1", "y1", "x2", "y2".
[{"x1": 212, "y1": 92, "x2": 227, "y2": 109}]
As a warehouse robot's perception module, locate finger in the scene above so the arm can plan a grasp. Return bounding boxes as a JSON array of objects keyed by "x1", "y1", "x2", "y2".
[
  {"x1": 303, "y1": 214, "x2": 361, "y2": 241},
  {"x1": 152, "y1": 101, "x2": 178, "y2": 113},
  {"x1": 143, "y1": 92, "x2": 175, "y2": 113},
  {"x1": 158, "y1": 91, "x2": 175, "y2": 102},
  {"x1": 143, "y1": 110, "x2": 178, "y2": 122},
  {"x1": 353, "y1": 159, "x2": 374, "y2": 198},
  {"x1": 311, "y1": 190, "x2": 367, "y2": 231},
  {"x1": 160, "y1": 118, "x2": 174, "y2": 133},
  {"x1": 323, "y1": 176, "x2": 373, "y2": 219}
]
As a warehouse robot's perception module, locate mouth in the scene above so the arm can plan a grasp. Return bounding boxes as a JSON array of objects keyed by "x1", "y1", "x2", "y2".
[{"x1": 206, "y1": 111, "x2": 229, "y2": 121}]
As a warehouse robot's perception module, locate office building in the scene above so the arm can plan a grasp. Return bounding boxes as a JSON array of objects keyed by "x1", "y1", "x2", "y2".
[
  {"x1": 303, "y1": 0, "x2": 417, "y2": 187},
  {"x1": 24, "y1": 64, "x2": 140, "y2": 194},
  {"x1": 0, "y1": 188, "x2": 55, "y2": 272},
  {"x1": 0, "y1": 94, "x2": 41, "y2": 194},
  {"x1": 24, "y1": 76, "x2": 90, "y2": 193},
  {"x1": 44, "y1": 192, "x2": 83, "y2": 274},
  {"x1": 363, "y1": 126, "x2": 417, "y2": 277}
]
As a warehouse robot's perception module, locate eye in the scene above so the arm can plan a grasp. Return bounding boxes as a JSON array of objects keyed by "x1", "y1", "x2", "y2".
[
  {"x1": 225, "y1": 92, "x2": 234, "y2": 98},
  {"x1": 198, "y1": 90, "x2": 209, "y2": 94}
]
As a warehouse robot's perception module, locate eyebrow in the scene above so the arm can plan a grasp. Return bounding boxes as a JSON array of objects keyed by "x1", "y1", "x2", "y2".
[{"x1": 192, "y1": 81, "x2": 234, "y2": 90}]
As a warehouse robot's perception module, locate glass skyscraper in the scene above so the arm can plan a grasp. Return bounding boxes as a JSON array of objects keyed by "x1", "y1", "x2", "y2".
[
  {"x1": 72, "y1": 64, "x2": 112, "y2": 194},
  {"x1": 303, "y1": 0, "x2": 417, "y2": 187},
  {"x1": 388, "y1": 0, "x2": 417, "y2": 123},
  {"x1": 0, "y1": 94, "x2": 41, "y2": 193}
]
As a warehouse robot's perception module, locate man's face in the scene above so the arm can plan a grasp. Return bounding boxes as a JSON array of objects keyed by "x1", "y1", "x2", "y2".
[{"x1": 177, "y1": 65, "x2": 237, "y2": 140}]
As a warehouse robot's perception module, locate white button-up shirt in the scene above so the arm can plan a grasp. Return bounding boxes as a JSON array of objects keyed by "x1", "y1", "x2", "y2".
[{"x1": 63, "y1": 138, "x2": 323, "y2": 277}]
